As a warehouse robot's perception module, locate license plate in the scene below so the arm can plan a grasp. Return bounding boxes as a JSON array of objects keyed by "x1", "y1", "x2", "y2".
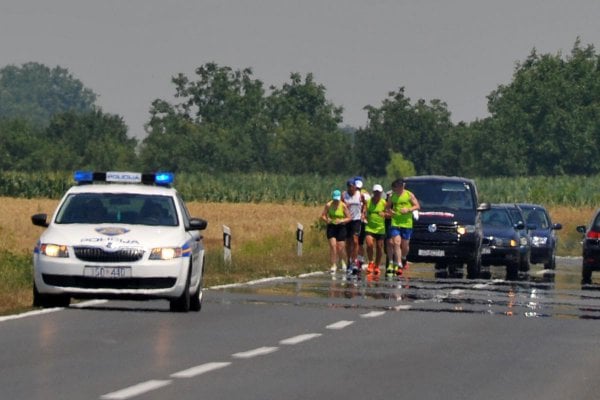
[
  {"x1": 481, "y1": 247, "x2": 491, "y2": 254},
  {"x1": 84, "y1": 266, "x2": 131, "y2": 278},
  {"x1": 418, "y1": 249, "x2": 445, "y2": 257}
]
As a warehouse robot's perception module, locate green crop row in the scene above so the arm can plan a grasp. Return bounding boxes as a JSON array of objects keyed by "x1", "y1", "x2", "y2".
[{"x1": 1, "y1": 170, "x2": 600, "y2": 207}]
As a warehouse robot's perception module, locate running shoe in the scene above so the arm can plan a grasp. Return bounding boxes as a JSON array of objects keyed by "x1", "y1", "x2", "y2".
[
  {"x1": 330, "y1": 264, "x2": 337, "y2": 274},
  {"x1": 386, "y1": 263, "x2": 395, "y2": 276},
  {"x1": 340, "y1": 260, "x2": 347, "y2": 271},
  {"x1": 373, "y1": 265, "x2": 381, "y2": 275},
  {"x1": 367, "y1": 262, "x2": 375, "y2": 274}
]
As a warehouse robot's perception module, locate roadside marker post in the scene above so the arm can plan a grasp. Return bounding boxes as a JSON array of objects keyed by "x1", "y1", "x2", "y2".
[
  {"x1": 296, "y1": 223, "x2": 304, "y2": 256},
  {"x1": 223, "y1": 225, "x2": 232, "y2": 263}
]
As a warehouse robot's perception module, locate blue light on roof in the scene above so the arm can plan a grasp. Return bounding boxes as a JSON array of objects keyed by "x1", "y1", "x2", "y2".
[
  {"x1": 155, "y1": 172, "x2": 174, "y2": 185},
  {"x1": 74, "y1": 171, "x2": 94, "y2": 183}
]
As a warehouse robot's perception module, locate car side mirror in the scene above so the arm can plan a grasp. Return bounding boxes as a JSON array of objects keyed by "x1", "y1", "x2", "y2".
[
  {"x1": 514, "y1": 221, "x2": 525, "y2": 230},
  {"x1": 553, "y1": 223, "x2": 563, "y2": 230},
  {"x1": 477, "y1": 203, "x2": 491, "y2": 212},
  {"x1": 187, "y1": 217, "x2": 208, "y2": 231},
  {"x1": 31, "y1": 213, "x2": 49, "y2": 228},
  {"x1": 576, "y1": 225, "x2": 586, "y2": 234}
]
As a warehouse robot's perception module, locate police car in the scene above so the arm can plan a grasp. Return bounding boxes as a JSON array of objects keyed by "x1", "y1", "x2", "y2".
[{"x1": 31, "y1": 171, "x2": 207, "y2": 312}]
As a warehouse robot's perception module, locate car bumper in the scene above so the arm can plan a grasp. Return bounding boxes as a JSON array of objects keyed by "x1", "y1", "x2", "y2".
[
  {"x1": 481, "y1": 246, "x2": 520, "y2": 266},
  {"x1": 33, "y1": 254, "x2": 188, "y2": 299},
  {"x1": 530, "y1": 246, "x2": 552, "y2": 264},
  {"x1": 407, "y1": 235, "x2": 479, "y2": 264}
]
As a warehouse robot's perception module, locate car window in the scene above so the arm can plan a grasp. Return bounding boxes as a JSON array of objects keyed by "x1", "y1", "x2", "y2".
[
  {"x1": 482, "y1": 209, "x2": 511, "y2": 227},
  {"x1": 526, "y1": 209, "x2": 549, "y2": 229},
  {"x1": 56, "y1": 193, "x2": 178, "y2": 226},
  {"x1": 407, "y1": 181, "x2": 475, "y2": 210}
]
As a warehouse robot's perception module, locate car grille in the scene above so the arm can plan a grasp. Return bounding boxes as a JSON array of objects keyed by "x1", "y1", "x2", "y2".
[
  {"x1": 413, "y1": 222, "x2": 457, "y2": 234},
  {"x1": 42, "y1": 274, "x2": 176, "y2": 289},
  {"x1": 73, "y1": 247, "x2": 145, "y2": 262}
]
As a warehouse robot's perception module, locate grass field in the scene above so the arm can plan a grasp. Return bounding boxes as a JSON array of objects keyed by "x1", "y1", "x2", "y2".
[{"x1": 0, "y1": 196, "x2": 591, "y2": 315}]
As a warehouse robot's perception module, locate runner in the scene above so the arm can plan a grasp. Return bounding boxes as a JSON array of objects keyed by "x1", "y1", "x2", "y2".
[
  {"x1": 342, "y1": 179, "x2": 366, "y2": 275},
  {"x1": 353, "y1": 176, "x2": 370, "y2": 269},
  {"x1": 364, "y1": 184, "x2": 387, "y2": 276},
  {"x1": 385, "y1": 178, "x2": 420, "y2": 277},
  {"x1": 320, "y1": 189, "x2": 351, "y2": 273}
]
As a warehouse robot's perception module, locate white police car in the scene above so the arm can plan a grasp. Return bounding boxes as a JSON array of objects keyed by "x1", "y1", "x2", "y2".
[{"x1": 31, "y1": 171, "x2": 207, "y2": 312}]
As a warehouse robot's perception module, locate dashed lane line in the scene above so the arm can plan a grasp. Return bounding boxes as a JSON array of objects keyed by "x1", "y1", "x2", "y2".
[
  {"x1": 232, "y1": 346, "x2": 279, "y2": 359},
  {"x1": 100, "y1": 380, "x2": 172, "y2": 400},
  {"x1": 170, "y1": 362, "x2": 231, "y2": 379},
  {"x1": 361, "y1": 311, "x2": 386, "y2": 318},
  {"x1": 279, "y1": 333, "x2": 322, "y2": 345},
  {"x1": 326, "y1": 320, "x2": 354, "y2": 330}
]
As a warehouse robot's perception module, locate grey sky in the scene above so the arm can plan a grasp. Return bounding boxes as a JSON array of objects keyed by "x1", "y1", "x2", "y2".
[{"x1": 1, "y1": 0, "x2": 599, "y2": 138}]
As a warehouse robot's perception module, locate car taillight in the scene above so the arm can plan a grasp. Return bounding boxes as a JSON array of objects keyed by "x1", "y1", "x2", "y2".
[{"x1": 587, "y1": 230, "x2": 600, "y2": 239}]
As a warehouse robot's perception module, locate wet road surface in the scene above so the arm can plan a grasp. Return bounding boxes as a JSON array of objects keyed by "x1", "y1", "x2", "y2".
[{"x1": 209, "y1": 257, "x2": 600, "y2": 320}]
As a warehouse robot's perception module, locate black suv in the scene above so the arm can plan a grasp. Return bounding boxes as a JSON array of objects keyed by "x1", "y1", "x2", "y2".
[{"x1": 404, "y1": 176, "x2": 490, "y2": 278}]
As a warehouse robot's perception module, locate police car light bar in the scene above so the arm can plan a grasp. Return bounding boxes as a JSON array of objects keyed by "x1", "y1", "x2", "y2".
[{"x1": 74, "y1": 171, "x2": 174, "y2": 186}]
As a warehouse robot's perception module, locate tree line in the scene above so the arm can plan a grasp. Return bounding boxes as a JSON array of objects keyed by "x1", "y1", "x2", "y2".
[{"x1": 0, "y1": 39, "x2": 598, "y2": 178}]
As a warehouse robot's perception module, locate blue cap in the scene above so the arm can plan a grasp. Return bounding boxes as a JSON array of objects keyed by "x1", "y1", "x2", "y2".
[{"x1": 332, "y1": 189, "x2": 342, "y2": 200}]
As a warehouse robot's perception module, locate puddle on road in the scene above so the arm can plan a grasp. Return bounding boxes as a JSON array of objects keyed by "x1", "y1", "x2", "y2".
[{"x1": 209, "y1": 259, "x2": 600, "y2": 320}]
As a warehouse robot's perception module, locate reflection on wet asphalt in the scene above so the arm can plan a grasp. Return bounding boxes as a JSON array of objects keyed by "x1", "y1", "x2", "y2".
[{"x1": 208, "y1": 257, "x2": 600, "y2": 320}]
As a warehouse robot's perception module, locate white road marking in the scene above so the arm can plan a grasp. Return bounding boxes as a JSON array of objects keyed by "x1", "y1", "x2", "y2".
[
  {"x1": 71, "y1": 299, "x2": 109, "y2": 308},
  {"x1": 100, "y1": 380, "x2": 171, "y2": 400},
  {"x1": 279, "y1": 333, "x2": 322, "y2": 345},
  {"x1": 232, "y1": 346, "x2": 279, "y2": 359},
  {"x1": 170, "y1": 362, "x2": 231, "y2": 378},
  {"x1": 0, "y1": 307, "x2": 62, "y2": 322},
  {"x1": 450, "y1": 289, "x2": 464, "y2": 295},
  {"x1": 361, "y1": 311, "x2": 386, "y2": 318},
  {"x1": 326, "y1": 320, "x2": 354, "y2": 330},
  {"x1": 393, "y1": 305, "x2": 412, "y2": 311}
]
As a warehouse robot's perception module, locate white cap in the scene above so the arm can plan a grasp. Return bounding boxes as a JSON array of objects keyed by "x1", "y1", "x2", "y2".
[
  {"x1": 355, "y1": 180, "x2": 363, "y2": 189},
  {"x1": 372, "y1": 184, "x2": 383, "y2": 192}
]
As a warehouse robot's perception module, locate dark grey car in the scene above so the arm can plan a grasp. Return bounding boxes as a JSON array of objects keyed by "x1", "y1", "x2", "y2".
[{"x1": 517, "y1": 203, "x2": 562, "y2": 269}]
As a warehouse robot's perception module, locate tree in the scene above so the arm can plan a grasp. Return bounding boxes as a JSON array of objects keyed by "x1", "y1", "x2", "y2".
[
  {"x1": 266, "y1": 73, "x2": 350, "y2": 174},
  {"x1": 385, "y1": 151, "x2": 416, "y2": 178},
  {"x1": 485, "y1": 39, "x2": 600, "y2": 175},
  {"x1": 356, "y1": 88, "x2": 453, "y2": 176},
  {"x1": 0, "y1": 62, "x2": 97, "y2": 127},
  {"x1": 38, "y1": 110, "x2": 137, "y2": 171}
]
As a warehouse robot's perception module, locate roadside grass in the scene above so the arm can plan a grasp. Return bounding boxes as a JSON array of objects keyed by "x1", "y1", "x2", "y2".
[{"x1": 0, "y1": 196, "x2": 591, "y2": 315}]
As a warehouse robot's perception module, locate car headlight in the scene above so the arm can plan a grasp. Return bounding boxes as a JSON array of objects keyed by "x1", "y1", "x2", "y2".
[
  {"x1": 519, "y1": 237, "x2": 529, "y2": 246},
  {"x1": 531, "y1": 236, "x2": 548, "y2": 246},
  {"x1": 41, "y1": 244, "x2": 69, "y2": 258},
  {"x1": 509, "y1": 239, "x2": 518, "y2": 247},
  {"x1": 149, "y1": 247, "x2": 182, "y2": 260},
  {"x1": 457, "y1": 225, "x2": 476, "y2": 235}
]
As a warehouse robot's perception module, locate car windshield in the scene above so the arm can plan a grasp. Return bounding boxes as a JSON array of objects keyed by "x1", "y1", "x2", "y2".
[
  {"x1": 482, "y1": 209, "x2": 512, "y2": 228},
  {"x1": 406, "y1": 181, "x2": 475, "y2": 211},
  {"x1": 523, "y1": 209, "x2": 549, "y2": 229},
  {"x1": 55, "y1": 193, "x2": 178, "y2": 226}
]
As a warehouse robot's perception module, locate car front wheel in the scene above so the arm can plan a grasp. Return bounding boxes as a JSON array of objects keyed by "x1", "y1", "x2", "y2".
[
  {"x1": 170, "y1": 266, "x2": 191, "y2": 312},
  {"x1": 33, "y1": 283, "x2": 70, "y2": 308}
]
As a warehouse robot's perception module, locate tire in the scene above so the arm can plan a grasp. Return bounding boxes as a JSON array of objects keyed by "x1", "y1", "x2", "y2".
[
  {"x1": 33, "y1": 283, "x2": 70, "y2": 308},
  {"x1": 544, "y1": 252, "x2": 556, "y2": 270},
  {"x1": 506, "y1": 262, "x2": 519, "y2": 281},
  {"x1": 170, "y1": 266, "x2": 191, "y2": 312},
  {"x1": 466, "y1": 254, "x2": 481, "y2": 279},
  {"x1": 190, "y1": 260, "x2": 204, "y2": 312},
  {"x1": 519, "y1": 255, "x2": 530, "y2": 272},
  {"x1": 582, "y1": 264, "x2": 593, "y2": 285}
]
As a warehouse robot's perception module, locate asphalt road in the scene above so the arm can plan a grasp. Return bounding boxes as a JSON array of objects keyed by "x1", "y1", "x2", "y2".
[{"x1": 2, "y1": 258, "x2": 600, "y2": 400}]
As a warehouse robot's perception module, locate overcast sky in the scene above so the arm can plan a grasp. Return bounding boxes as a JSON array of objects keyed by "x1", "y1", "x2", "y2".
[{"x1": 1, "y1": 0, "x2": 599, "y2": 138}]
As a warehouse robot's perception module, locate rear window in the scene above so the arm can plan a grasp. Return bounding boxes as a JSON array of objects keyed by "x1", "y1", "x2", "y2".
[
  {"x1": 406, "y1": 181, "x2": 475, "y2": 211},
  {"x1": 55, "y1": 193, "x2": 179, "y2": 226}
]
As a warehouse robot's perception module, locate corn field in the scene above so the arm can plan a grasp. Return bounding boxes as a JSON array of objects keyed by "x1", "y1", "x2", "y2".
[{"x1": 1, "y1": 171, "x2": 600, "y2": 207}]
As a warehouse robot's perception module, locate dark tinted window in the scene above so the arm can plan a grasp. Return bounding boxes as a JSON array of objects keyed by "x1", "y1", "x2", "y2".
[
  {"x1": 56, "y1": 193, "x2": 179, "y2": 226},
  {"x1": 406, "y1": 181, "x2": 475, "y2": 211}
]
